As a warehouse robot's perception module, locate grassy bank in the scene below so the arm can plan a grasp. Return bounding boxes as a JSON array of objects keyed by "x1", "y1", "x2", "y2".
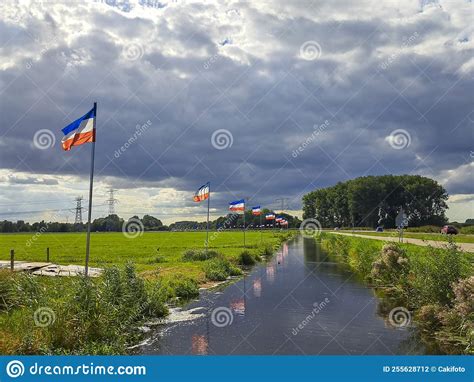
[
  {"x1": 0, "y1": 231, "x2": 294, "y2": 354},
  {"x1": 334, "y1": 230, "x2": 474, "y2": 244},
  {"x1": 319, "y1": 232, "x2": 474, "y2": 354}
]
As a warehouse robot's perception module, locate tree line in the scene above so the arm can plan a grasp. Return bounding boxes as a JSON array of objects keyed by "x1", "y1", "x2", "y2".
[
  {"x1": 302, "y1": 175, "x2": 449, "y2": 228},
  {"x1": 0, "y1": 209, "x2": 301, "y2": 233}
]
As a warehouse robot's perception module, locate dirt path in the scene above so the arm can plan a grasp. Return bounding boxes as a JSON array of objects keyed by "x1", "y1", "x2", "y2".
[{"x1": 328, "y1": 232, "x2": 474, "y2": 253}]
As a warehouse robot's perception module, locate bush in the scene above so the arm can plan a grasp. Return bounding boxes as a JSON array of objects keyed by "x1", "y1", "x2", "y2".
[
  {"x1": 410, "y1": 241, "x2": 467, "y2": 306},
  {"x1": 173, "y1": 277, "x2": 199, "y2": 300},
  {"x1": 406, "y1": 225, "x2": 441, "y2": 233},
  {"x1": 0, "y1": 270, "x2": 16, "y2": 311},
  {"x1": 260, "y1": 244, "x2": 274, "y2": 257},
  {"x1": 238, "y1": 251, "x2": 256, "y2": 266},
  {"x1": 460, "y1": 226, "x2": 474, "y2": 234},
  {"x1": 182, "y1": 249, "x2": 220, "y2": 262},
  {"x1": 371, "y1": 243, "x2": 409, "y2": 287},
  {"x1": 348, "y1": 239, "x2": 379, "y2": 278},
  {"x1": 203, "y1": 257, "x2": 243, "y2": 281},
  {"x1": 321, "y1": 233, "x2": 351, "y2": 259},
  {"x1": 416, "y1": 277, "x2": 474, "y2": 354},
  {"x1": 203, "y1": 258, "x2": 230, "y2": 281}
]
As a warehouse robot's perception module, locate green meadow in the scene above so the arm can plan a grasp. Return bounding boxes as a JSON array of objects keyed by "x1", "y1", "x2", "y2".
[
  {"x1": 0, "y1": 230, "x2": 288, "y2": 281},
  {"x1": 0, "y1": 230, "x2": 293, "y2": 354}
]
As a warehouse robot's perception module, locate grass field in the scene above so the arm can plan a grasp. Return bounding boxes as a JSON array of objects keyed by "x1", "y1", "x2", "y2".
[
  {"x1": 0, "y1": 230, "x2": 293, "y2": 354},
  {"x1": 334, "y1": 230, "x2": 474, "y2": 243},
  {"x1": 0, "y1": 230, "x2": 289, "y2": 281}
]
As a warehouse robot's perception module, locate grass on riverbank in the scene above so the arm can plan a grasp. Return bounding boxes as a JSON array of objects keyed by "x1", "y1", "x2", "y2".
[
  {"x1": 0, "y1": 231, "x2": 294, "y2": 355},
  {"x1": 319, "y1": 232, "x2": 474, "y2": 355},
  {"x1": 333, "y1": 230, "x2": 474, "y2": 244}
]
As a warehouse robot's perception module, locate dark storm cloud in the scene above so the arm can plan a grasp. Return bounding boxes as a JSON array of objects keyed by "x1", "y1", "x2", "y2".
[{"x1": 0, "y1": 0, "x2": 473, "y2": 216}]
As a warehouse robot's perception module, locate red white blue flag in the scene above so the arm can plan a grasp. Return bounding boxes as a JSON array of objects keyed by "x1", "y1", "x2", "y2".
[
  {"x1": 229, "y1": 199, "x2": 245, "y2": 212},
  {"x1": 193, "y1": 183, "x2": 210, "y2": 202},
  {"x1": 61, "y1": 107, "x2": 96, "y2": 151},
  {"x1": 252, "y1": 206, "x2": 261, "y2": 216}
]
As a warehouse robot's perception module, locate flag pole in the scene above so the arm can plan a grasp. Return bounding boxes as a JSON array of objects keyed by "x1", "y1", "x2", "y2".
[
  {"x1": 84, "y1": 101, "x2": 97, "y2": 277},
  {"x1": 206, "y1": 182, "x2": 210, "y2": 252},
  {"x1": 260, "y1": 211, "x2": 262, "y2": 243}
]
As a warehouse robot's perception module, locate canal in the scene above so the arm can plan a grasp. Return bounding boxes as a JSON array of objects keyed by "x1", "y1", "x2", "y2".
[{"x1": 141, "y1": 236, "x2": 422, "y2": 355}]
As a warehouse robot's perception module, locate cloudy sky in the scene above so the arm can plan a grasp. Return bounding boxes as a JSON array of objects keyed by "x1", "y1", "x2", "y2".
[{"x1": 0, "y1": 0, "x2": 473, "y2": 225}]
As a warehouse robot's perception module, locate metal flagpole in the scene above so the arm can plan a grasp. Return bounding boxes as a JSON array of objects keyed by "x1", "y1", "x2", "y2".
[
  {"x1": 260, "y1": 211, "x2": 262, "y2": 243},
  {"x1": 84, "y1": 102, "x2": 97, "y2": 277},
  {"x1": 206, "y1": 182, "x2": 210, "y2": 252}
]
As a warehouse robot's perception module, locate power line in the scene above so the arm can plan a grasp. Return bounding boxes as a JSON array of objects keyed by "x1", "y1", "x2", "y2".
[
  {"x1": 106, "y1": 188, "x2": 118, "y2": 215},
  {"x1": 74, "y1": 196, "x2": 84, "y2": 226},
  {"x1": 275, "y1": 197, "x2": 289, "y2": 212}
]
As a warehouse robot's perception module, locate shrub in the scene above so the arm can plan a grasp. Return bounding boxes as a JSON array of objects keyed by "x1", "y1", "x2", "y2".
[
  {"x1": 348, "y1": 239, "x2": 379, "y2": 278},
  {"x1": 228, "y1": 264, "x2": 243, "y2": 276},
  {"x1": 238, "y1": 251, "x2": 256, "y2": 266},
  {"x1": 371, "y1": 243, "x2": 410, "y2": 287},
  {"x1": 203, "y1": 258, "x2": 230, "y2": 281},
  {"x1": 260, "y1": 244, "x2": 274, "y2": 257},
  {"x1": 410, "y1": 241, "x2": 466, "y2": 306},
  {"x1": 321, "y1": 233, "x2": 351, "y2": 259},
  {"x1": 147, "y1": 286, "x2": 169, "y2": 317},
  {"x1": 0, "y1": 270, "x2": 16, "y2": 311},
  {"x1": 460, "y1": 226, "x2": 474, "y2": 234},
  {"x1": 173, "y1": 277, "x2": 199, "y2": 300},
  {"x1": 182, "y1": 249, "x2": 220, "y2": 261}
]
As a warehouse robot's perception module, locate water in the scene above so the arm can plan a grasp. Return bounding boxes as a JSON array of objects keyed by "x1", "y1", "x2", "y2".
[{"x1": 141, "y1": 236, "x2": 421, "y2": 355}]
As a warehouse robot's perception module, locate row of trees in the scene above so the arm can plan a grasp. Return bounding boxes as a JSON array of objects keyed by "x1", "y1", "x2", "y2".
[
  {"x1": 0, "y1": 214, "x2": 164, "y2": 233},
  {"x1": 0, "y1": 210, "x2": 301, "y2": 233},
  {"x1": 302, "y1": 175, "x2": 449, "y2": 228}
]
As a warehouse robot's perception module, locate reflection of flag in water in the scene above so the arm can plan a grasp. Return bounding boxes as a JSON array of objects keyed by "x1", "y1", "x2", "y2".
[
  {"x1": 61, "y1": 107, "x2": 96, "y2": 151},
  {"x1": 191, "y1": 334, "x2": 208, "y2": 355},
  {"x1": 265, "y1": 214, "x2": 275, "y2": 220},
  {"x1": 230, "y1": 298, "x2": 245, "y2": 315},
  {"x1": 229, "y1": 199, "x2": 245, "y2": 212},
  {"x1": 193, "y1": 183, "x2": 210, "y2": 202},
  {"x1": 266, "y1": 265, "x2": 275, "y2": 284},
  {"x1": 282, "y1": 243, "x2": 288, "y2": 259},
  {"x1": 277, "y1": 251, "x2": 283, "y2": 265},
  {"x1": 253, "y1": 278, "x2": 262, "y2": 297},
  {"x1": 251, "y1": 206, "x2": 261, "y2": 216},
  {"x1": 266, "y1": 264, "x2": 275, "y2": 283}
]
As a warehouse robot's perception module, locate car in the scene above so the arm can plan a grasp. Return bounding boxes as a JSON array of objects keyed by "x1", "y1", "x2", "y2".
[
  {"x1": 375, "y1": 226, "x2": 384, "y2": 232},
  {"x1": 441, "y1": 225, "x2": 458, "y2": 235}
]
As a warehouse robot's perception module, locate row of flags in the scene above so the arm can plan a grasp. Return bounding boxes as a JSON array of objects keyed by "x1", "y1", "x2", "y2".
[{"x1": 193, "y1": 185, "x2": 288, "y2": 225}]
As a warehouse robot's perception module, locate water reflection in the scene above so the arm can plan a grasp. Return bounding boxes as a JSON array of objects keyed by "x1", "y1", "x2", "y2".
[
  {"x1": 266, "y1": 263, "x2": 275, "y2": 283},
  {"x1": 191, "y1": 334, "x2": 208, "y2": 355},
  {"x1": 144, "y1": 236, "x2": 420, "y2": 355},
  {"x1": 253, "y1": 278, "x2": 262, "y2": 297},
  {"x1": 230, "y1": 298, "x2": 245, "y2": 316}
]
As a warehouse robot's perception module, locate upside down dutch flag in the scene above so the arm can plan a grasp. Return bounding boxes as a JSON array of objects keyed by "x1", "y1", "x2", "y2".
[
  {"x1": 193, "y1": 183, "x2": 210, "y2": 202},
  {"x1": 229, "y1": 199, "x2": 245, "y2": 212},
  {"x1": 61, "y1": 107, "x2": 96, "y2": 151}
]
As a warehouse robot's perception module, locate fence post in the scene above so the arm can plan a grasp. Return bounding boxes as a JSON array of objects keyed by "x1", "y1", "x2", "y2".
[
  {"x1": 10, "y1": 249, "x2": 14, "y2": 271},
  {"x1": 46, "y1": 247, "x2": 50, "y2": 262}
]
